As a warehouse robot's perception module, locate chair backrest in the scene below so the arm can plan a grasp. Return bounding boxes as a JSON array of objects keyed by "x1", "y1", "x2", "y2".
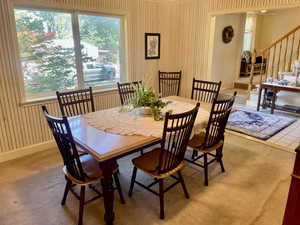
[
  {"x1": 42, "y1": 106, "x2": 85, "y2": 182},
  {"x1": 158, "y1": 70, "x2": 182, "y2": 97},
  {"x1": 56, "y1": 87, "x2": 95, "y2": 117},
  {"x1": 191, "y1": 78, "x2": 222, "y2": 103},
  {"x1": 117, "y1": 81, "x2": 142, "y2": 105},
  {"x1": 202, "y1": 92, "x2": 237, "y2": 150},
  {"x1": 158, "y1": 103, "x2": 200, "y2": 174}
]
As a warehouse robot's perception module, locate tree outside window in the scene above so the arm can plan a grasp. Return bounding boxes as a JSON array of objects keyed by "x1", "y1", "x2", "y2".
[{"x1": 14, "y1": 8, "x2": 122, "y2": 99}]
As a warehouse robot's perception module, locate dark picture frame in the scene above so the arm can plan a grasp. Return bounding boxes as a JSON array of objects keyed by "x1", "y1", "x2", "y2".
[{"x1": 145, "y1": 33, "x2": 160, "y2": 60}]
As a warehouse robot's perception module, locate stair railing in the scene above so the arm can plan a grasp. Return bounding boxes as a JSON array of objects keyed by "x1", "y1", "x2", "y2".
[
  {"x1": 248, "y1": 49, "x2": 257, "y2": 93},
  {"x1": 249, "y1": 24, "x2": 300, "y2": 92}
]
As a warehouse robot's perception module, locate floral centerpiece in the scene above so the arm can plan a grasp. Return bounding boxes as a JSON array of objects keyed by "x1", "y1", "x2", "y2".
[{"x1": 131, "y1": 83, "x2": 171, "y2": 120}]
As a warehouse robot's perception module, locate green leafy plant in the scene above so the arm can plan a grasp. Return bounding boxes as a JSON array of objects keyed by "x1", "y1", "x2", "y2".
[{"x1": 131, "y1": 84, "x2": 171, "y2": 120}]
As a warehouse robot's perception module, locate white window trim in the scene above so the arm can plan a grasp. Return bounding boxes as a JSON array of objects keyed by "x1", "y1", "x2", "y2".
[
  {"x1": 10, "y1": 3, "x2": 128, "y2": 103},
  {"x1": 20, "y1": 87, "x2": 119, "y2": 107}
]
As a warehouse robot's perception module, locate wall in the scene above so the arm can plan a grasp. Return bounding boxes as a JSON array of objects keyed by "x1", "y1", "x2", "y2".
[
  {"x1": 0, "y1": 0, "x2": 172, "y2": 160},
  {"x1": 2, "y1": 0, "x2": 300, "y2": 160},
  {"x1": 210, "y1": 13, "x2": 246, "y2": 89},
  {"x1": 170, "y1": 0, "x2": 300, "y2": 98},
  {"x1": 256, "y1": 7, "x2": 300, "y2": 50}
]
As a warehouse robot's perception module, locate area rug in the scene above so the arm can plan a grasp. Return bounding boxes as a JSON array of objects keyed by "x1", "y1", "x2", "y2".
[{"x1": 227, "y1": 107, "x2": 296, "y2": 140}]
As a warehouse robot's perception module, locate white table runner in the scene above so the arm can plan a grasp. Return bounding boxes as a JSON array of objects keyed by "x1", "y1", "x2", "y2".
[{"x1": 83, "y1": 99, "x2": 210, "y2": 138}]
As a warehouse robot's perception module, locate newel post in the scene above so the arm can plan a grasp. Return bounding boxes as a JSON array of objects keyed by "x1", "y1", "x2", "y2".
[{"x1": 248, "y1": 49, "x2": 257, "y2": 96}]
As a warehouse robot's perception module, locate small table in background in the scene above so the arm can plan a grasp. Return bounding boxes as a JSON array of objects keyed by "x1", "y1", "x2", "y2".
[{"x1": 257, "y1": 82, "x2": 300, "y2": 114}]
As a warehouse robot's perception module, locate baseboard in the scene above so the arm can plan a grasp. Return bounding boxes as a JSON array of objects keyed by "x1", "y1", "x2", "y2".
[{"x1": 0, "y1": 141, "x2": 56, "y2": 163}]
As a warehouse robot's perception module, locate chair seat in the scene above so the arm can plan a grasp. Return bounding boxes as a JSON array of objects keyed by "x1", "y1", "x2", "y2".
[
  {"x1": 63, "y1": 154, "x2": 118, "y2": 185},
  {"x1": 132, "y1": 148, "x2": 184, "y2": 178},
  {"x1": 188, "y1": 132, "x2": 224, "y2": 153}
]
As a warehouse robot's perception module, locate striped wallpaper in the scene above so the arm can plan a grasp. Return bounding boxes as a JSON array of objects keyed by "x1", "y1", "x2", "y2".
[
  {"x1": 0, "y1": 0, "x2": 167, "y2": 154},
  {"x1": 170, "y1": 0, "x2": 300, "y2": 98},
  {"x1": 1, "y1": 0, "x2": 300, "y2": 156}
]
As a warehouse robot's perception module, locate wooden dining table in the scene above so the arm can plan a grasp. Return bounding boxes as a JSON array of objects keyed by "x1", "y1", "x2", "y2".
[{"x1": 69, "y1": 96, "x2": 212, "y2": 225}]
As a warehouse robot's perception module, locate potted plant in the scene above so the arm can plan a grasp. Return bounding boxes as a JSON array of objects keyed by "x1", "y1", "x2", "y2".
[{"x1": 131, "y1": 84, "x2": 170, "y2": 120}]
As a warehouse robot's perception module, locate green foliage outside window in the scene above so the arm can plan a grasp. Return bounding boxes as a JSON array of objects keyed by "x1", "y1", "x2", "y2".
[{"x1": 14, "y1": 9, "x2": 121, "y2": 95}]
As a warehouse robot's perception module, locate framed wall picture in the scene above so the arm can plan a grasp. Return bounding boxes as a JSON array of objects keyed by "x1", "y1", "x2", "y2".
[{"x1": 145, "y1": 33, "x2": 160, "y2": 59}]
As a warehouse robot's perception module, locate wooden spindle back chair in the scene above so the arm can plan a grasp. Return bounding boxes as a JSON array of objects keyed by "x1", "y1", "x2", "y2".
[
  {"x1": 42, "y1": 106, "x2": 124, "y2": 225},
  {"x1": 158, "y1": 70, "x2": 181, "y2": 97},
  {"x1": 203, "y1": 93, "x2": 236, "y2": 150},
  {"x1": 158, "y1": 103, "x2": 200, "y2": 174},
  {"x1": 129, "y1": 103, "x2": 200, "y2": 219},
  {"x1": 56, "y1": 87, "x2": 95, "y2": 117},
  {"x1": 191, "y1": 78, "x2": 222, "y2": 103},
  {"x1": 186, "y1": 92, "x2": 237, "y2": 186},
  {"x1": 117, "y1": 81, "x2": 142, "y2": 105},
  {"x1": 42, "y1": 106, "x2": 85, "y2": 181}
]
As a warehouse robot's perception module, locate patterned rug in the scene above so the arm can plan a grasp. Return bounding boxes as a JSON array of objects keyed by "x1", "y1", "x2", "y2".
[{"x1": 227, "y1": 107, "x2": 296, "y2": 140}]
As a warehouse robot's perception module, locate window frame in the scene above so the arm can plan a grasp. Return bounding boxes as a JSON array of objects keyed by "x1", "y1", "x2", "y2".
[{"x1": 10, "y1": 4, "x2": 128, "y2": 102}]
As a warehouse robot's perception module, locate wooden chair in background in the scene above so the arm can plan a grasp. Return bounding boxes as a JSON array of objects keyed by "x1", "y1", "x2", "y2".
[
  {"x1": 158, "y1": 70, "x2": 182, "y2": 97},
  {"x1": 56, "y1": 87, "x2": 95, "y2": 156},
  {"x1": 56, "y1": 87, "x2": 95, "y2": 117},
  {"x1": 191, "y1": 78, "x2": 222, "y2": 103},
  {"x1": 128, "y1": 103, "x2": 200, "y2": 219},
  {"x1": 185, "y1": 92, "x2": 236, "y2": 186},
  {"x1": 117, "y1": 81, "x2": 142, "y2": 105},
  {"x1": 42, "y1": 106, "x2": 125, "y2": 225}
]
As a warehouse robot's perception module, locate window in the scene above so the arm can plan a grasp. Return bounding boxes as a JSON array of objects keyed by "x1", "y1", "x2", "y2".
[
  {"x1": 243, "y1": 33, "x2": 252, "y2": 51},
  {"x1": 242, "y1": 15, "x2": 255, "y2": 52},
  {"x1": 14, "y1": 8, "x2": 123, "y2": 100},
  {"x1": 78, "y1": 14, "x2": 121, "y2": 87}
]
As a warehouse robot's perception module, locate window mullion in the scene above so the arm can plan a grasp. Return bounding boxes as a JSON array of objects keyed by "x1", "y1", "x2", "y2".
[
  {"x1": 120, "y1": 17, "x2": 127, "y2": 82},
  {"x1": 72, "y1": 12, "x2": 84, "y2": 88}
]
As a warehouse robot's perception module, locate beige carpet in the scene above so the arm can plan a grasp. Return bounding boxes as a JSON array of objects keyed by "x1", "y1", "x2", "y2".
[{"x1": 0, "y1": 133, "x2": 295, "y2": 225}]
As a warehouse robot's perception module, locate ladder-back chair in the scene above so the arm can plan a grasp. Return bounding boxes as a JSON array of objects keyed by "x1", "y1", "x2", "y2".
[
  {"x1": 186, "y1": 92, "x2": 237, "y2": 186},
  {"x1": 56, "y1": 87, "x2": 95, "y2": 117},
  {"x1": 117, "y1": 81, "x2": 142, "y2": 105},
  {"x1": 158, "y1": 70, "x2": 182, "y2": 97},
  {"x1": 128, "y1": 103, "x2": 200, "y2": 219},
  {"x1": 42, "y1": 106, "x2": 124, "y2": 225},
  {"x1": 191, "y1": 78, "x2": 222, "y2": 103}
]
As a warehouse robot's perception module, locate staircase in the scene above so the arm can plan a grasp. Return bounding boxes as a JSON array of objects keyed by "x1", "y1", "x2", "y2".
[{"x1": 236, "y1": 24, "x2": 300, "y2": 95}]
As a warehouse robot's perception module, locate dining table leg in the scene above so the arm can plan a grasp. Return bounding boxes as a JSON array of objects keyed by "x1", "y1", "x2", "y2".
[
  {"x1": 257, "y1": 85, "x2": 262, "y2": 111},
  {"x1": 262, "y1": 88, "x2": 267, "y2": 109},
  {"x1": 99, "y1": 159, "x2": 116, "y2": 225},
  {"x1": 271, "y1": 88, "x2": 276, "y2": 114}
]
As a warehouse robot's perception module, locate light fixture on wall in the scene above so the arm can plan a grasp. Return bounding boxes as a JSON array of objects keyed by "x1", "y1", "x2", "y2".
[{"x1": 260, "y1": 9, "x2": 268, "y2": 14}]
